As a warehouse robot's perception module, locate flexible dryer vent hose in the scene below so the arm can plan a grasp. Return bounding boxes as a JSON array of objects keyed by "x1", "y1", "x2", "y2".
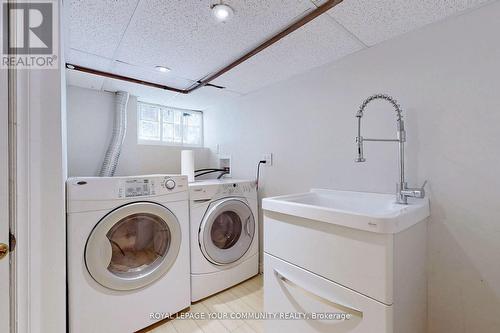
[{"x1": 99, "y1": 91, "x2": 130, "y2": 177}]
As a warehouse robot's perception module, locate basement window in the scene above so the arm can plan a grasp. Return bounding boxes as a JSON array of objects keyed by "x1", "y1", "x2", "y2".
[{"x1": 137, "y1": 102, "x2": 203, "y2": 147}]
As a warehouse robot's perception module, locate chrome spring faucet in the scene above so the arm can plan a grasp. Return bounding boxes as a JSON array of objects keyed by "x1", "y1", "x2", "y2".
[{"x1": 355, "y1": 94, "x2": 426, "y2": 204}]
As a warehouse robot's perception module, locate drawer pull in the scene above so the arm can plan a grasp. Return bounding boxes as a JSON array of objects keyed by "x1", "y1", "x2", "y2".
[
  {"x1": 274, "y1": 269, "x2": 363, "y2": 318},
  {"x1": 245, "y1": 215, "x2": 252, "y2": 236},
  {"x1": 194, "y1": 199, "x2": 211, "y2": 203}
]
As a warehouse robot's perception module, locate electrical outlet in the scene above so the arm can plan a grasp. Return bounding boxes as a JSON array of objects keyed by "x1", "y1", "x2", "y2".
[
  {"x1": 262, "y1": 153, "x2": 273, "y2": 166},
  {"x1": 219, "y1": 156, "x2": 231, "y2": 177}
]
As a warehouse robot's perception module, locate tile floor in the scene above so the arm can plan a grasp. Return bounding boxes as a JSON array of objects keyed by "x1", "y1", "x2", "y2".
[{"x1": 150, "y1": 274, "x2": 264, "y2": 333}]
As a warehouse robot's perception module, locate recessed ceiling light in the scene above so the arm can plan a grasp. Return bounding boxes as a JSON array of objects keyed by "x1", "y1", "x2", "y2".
[
  {"x1": 155, "y1": 66, "x2": 170, "y2": 73},
  {"x1": 212, "y1": 3, "x2": 234, "y2": 22}
]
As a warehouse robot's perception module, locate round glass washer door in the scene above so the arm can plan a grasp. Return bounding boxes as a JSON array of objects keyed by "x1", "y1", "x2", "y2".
[
  {"x1": 85, "y1": 202, "x2": 181, "y2": 291},
  {"x1": 199, "y1": 198, "x2": 255, "y2": 265}
]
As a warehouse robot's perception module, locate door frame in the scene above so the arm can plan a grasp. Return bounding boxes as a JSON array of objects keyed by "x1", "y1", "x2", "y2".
[
  {"x1": 3, "y1": 1, "x2": 67, "y2": 332},
  {"x1": 2, "y1": 1, "x2": 19, "y2": 332},
  {"x1": 1, "y1": 17, "x2": 11, "y2": 333}
]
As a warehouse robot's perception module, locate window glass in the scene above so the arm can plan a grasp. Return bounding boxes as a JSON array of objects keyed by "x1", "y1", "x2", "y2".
[
  {"x1": 139, "y1": 120, "x2": 160, "y2": 141},
  {"x1": 141, "y1": 106, "x2": 160, "y2": 121},
  {"x1": 162, "y1": 109, "x2": 173, "y2": 123},
  {"x1": 138, "y1": 102, "x2": 203, "y2": 146},
  {"x1": 162, "y1": 123, "x2": 174, "y2": 142}
]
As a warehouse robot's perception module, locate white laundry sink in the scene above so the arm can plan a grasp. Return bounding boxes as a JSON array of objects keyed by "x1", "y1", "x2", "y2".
[
  {"x1": 263, "y1": 188, "x2": 429, "y2": 332},
  {"x1": 262, "y1": 188, "x2": 430, "y2": 234}
]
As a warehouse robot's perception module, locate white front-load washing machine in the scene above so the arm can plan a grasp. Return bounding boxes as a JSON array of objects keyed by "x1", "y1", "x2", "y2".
[
  {"x1": 67, "y1": 175, "x2": 190, "y2": 333},
  {"x1": 189, "y1": 179, "x2": 259, "y2": 302}
]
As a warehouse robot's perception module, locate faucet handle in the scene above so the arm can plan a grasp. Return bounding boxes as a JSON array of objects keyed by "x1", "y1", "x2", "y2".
[
  {"x1": 400, "y1": 180, "x2": 427, "y2": 200},
  {"x1": 412, "y1": 180, "x2": 427, "y2": 198},
  {"x1": 355, "y1": 136, "x2": 366, "y2": 162},
  {"x1": 420, "y1": 180, "x2": 428, "y2": 190}
]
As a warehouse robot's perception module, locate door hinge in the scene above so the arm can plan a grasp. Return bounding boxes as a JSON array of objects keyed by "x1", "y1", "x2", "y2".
[{"x1": 9, "y1": 232, "x2": 16, "y2": 252}]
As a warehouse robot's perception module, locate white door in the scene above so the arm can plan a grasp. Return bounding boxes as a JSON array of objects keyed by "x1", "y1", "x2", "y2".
[
  {"x1": 1, "y1": 45, "x2": 11, "y2": 331},
  {"x1": 85, "y1": 202, "x2": 182, "y2": 291},
  {"x1": 199, "y1": 198, "x2": 255, "y2": 265}
]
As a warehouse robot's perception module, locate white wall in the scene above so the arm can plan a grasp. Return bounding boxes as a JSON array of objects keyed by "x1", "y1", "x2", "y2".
[
  {"x1": 204, "y1": 2, "x2": 500, "y2": 332},
  {"x1": 67, "y1": 86, "x2": 210, "y2": 177}
]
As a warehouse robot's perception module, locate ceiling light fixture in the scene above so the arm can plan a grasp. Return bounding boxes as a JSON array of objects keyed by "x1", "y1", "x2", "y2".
[
  {"x1": 212, "y1": 3, "x2": 234, "y2": 22},
  {"x1": 155, "y1": 66, "x2": 170, "y2": 73}
]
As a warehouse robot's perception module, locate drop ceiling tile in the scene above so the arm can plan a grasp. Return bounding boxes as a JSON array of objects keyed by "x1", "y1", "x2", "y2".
[
  {"x1": 167, "y1": 87, "x2": 243, "y2": 110},
  {"x1": 66, "y1": 70, "x2": 105, "y2": 91},
  {"x1": 212, "y1": 14, "x2": 363, "y2": 93},
  {"x1": 65, "y1": 49, "x2": 194, "y2": 90},
  {"x1": 69, "y1": 0, "x2": 139, "y2": 58},
  {"x1": 109, "y1": 61, "x2": 195, "y2": 90},
  {"x1": 325, "y1": 0, "x2": 493, "y2": 46},
  {"x1": 115, "y1": 0, "x2": 316, "y2": 81},
  {"x1": 101, "y1": 77, "x2": 179, "y2": 106},
  {"x1": 66, "y1": 49, "x2": 113, "y2": 71}
]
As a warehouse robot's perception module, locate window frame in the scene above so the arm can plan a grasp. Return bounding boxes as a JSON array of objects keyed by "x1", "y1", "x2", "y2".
[{"x1": 137, "y1": 101, "x2": 204, "y2": 148}]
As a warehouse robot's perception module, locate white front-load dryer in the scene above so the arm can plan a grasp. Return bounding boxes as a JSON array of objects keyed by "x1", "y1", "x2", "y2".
[
  {"x1": 67, "y1": 175, "x2": 190, "y2": 333},
  {"x1": 189, "y1": 179, "x2": 259, "y2": 302}
]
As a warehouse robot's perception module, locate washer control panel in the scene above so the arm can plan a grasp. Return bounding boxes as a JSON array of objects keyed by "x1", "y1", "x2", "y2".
[
  {"x1": 121, "y1": 178, "x2": 155, "y2": 198},
  {"x1": 117, "y1": 175, "x2": 186, "y2": 198}
]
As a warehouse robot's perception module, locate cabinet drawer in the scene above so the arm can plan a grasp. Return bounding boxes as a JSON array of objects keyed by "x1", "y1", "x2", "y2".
[
  {"x1": 264, "y1": 211, "x2": 393, "y2": 304},
  {"x1": 264, "y1": 254, "x2": 393, "y2": 333}
]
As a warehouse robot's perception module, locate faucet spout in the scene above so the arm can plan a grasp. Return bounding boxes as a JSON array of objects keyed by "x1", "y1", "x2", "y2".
[
  {"x1": 357, "y1": 94, "x2": 403, "y2": 120},
  {"x1": 354, "y1": 94, "x2": 424, "y2": 204}
]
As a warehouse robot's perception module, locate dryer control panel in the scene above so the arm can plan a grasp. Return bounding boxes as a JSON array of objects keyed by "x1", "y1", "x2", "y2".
[
  {"x1": 219, "y1": 182, "x2": 256, "y2": 195},
  {"x1": 189, "y1": 180, "x2": 256, "y2": 202}
]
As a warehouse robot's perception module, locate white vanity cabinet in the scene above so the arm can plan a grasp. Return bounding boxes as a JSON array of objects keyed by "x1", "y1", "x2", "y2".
[{"x1": 262, "y1": 189, "x2": 429, "y2": 333}]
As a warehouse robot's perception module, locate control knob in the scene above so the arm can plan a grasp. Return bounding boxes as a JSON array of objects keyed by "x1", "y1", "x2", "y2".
[{"x1": 165, "y1": 179, "x2": 176, "y2": 190}]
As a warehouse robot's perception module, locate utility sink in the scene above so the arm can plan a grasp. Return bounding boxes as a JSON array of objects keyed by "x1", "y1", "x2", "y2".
[
  {"x1": 262, "y1": 189, "x2": 430, "y2": 234},
  {"x1": 263, "y1": 188, "x2": 429, "y2": 332}
]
